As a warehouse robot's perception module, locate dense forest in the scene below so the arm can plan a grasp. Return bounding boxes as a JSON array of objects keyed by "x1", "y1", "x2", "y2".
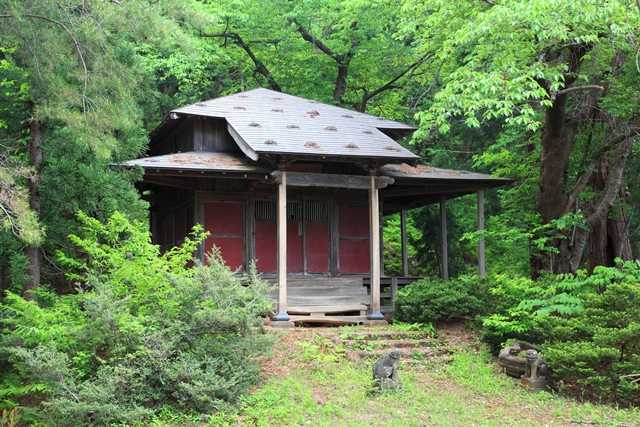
[
  {"x1": 1, "y1": 0, "x2": 638, "y2": 289},
  {"x1": 1, "y1": 0, "x2": 640, "y2": 424}
]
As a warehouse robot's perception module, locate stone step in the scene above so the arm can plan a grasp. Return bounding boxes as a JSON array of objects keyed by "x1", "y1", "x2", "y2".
[
  {"x1": 345, "y1": 347, "x2": 439, "y2": 363},
  {"x1": 339, "y1": 339, "x2": 435, "y2": 350},
  {"x1": 336, "y1": 331, "x2": 434, "y2": 341}
]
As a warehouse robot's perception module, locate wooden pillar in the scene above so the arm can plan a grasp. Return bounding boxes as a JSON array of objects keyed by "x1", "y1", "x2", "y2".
[
  {"x1": 477, "y1": 190, "x2": 486, "y2": 278},
  {"x1": 368, "y1": 174, "x2": 384, "y2": 319},
  {"x1": 274, "y1": 171, "x2": 289, "y2": 321},
  {"x1": 379, "y1": 199, "x2": 385, "y2": 277},
  {"x1": 400, "y1": 208, "x2": 409, "y2": 276},
  {"x1": 440, "y1": 199, "x2": 449, "y2": 280}
]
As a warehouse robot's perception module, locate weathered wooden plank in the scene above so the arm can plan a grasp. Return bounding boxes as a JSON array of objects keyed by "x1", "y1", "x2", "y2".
[
  {"x1": 391, "y1": 277, "x2": 399, "y2": 307},
  {"x1": 288, "y1": 315, "x2": 368, "y2": 325},
  {"x1": 368, "y1": 174, "x2": 383, "y2": 319},
  {"x1": 288, "y1": 304, "x2": 367, "y2": 315},
  {"x1": 274, "y1": 171, "x2": 288, "y2": 320},
  {"x1": 286, "y1": 296, "x2": 369, "y2": 305},
  {"x1": 271, "y1": 171, "x2": 394, "y2": 189}
]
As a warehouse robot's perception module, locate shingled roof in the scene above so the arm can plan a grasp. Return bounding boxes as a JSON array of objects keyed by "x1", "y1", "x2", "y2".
[{"x1": 162, "y1": 88, "x2": 419, "y2": 161}]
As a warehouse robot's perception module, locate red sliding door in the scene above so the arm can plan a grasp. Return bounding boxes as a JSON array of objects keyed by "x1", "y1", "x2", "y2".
[
  {"x1": 305, "y1": 200, "x2": 329, "y2": 273},
  {"x1": 338, "y1": 205, "x2": 370, "y2": 274},
  {"x1": 253, "y1": 199, "x2": 329, "y2": 274},
  {"x1": 203, "y1": 201, "x2": 244, "y2": 270}
]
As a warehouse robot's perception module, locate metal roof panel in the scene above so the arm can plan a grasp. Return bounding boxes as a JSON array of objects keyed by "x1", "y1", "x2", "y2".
[
  {"x1": 120, "y1": 151, "x2": 269, "y2": 173},
  {"x1": 171, "y1": 88, "x2": 418, "y2": 160}
]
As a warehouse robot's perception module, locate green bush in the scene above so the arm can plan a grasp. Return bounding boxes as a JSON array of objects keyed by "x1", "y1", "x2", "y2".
[
  {"x1": 394, "y1": 274, "x2": 492, "y2": 324},
  {"x1": 0, "y1": 212, "x2": 273, "y2": 426},
  {"x1": 481, "y1": 261, "x2": 640, "y2": 406}
]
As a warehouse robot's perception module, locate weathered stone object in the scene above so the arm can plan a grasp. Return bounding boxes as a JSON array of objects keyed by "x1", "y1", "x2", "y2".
[
  {"x1": 498, "y1": 342, "x2": 549, "y2": 391},
  {"x1": 521, "y1": 348, "x2": 549, "y2": 391},
  {"x1": 372, "y1": 350, "x2": 401, "y2": 391}
]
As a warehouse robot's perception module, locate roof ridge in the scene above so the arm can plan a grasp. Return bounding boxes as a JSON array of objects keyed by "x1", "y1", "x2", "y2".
[{"x1": 176, "y1": 87, "x2": 415, "y2": 130}]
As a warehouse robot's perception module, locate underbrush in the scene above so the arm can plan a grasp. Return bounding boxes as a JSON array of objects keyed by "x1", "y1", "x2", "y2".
[
  {"x1": 0, "y1": 212, "x2": 273, "y2": 426},
  {"x1": 483, "y1": 261, "x2": 640, "y2": 406},
  {"x1": 393, "y1": 261, "x2": 640, "y2": 407}
]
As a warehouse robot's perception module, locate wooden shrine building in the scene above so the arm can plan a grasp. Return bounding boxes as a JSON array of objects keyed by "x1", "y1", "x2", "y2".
[{"x1": 123, "y1": 88, "x2": 510, "y2": 325}]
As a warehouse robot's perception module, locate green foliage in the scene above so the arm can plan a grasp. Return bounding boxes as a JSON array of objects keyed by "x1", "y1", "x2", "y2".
[
  {"x1": 382, "y1": 213, "x2": 424, "y2": 276},
  {"x1": 395, "y1": 274, "x2": 492, "y2": 324},
  {"x1": 0, "y1": 212, "x2": 272, "y2": 425},
  {"x1": 481, "y1": 261, "x2": 640, "y2": 406}
]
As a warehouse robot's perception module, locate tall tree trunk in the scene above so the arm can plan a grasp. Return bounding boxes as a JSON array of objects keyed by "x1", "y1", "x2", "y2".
[
  {"x1": 532, "y1": 94, "x2": 573, "y2": 276},
  {"x1": 333, "y1": 63, "x2": 349, "y2": 104},
  {"x1": 24, "y1": 119, "x2": 42, "y2": 296}
]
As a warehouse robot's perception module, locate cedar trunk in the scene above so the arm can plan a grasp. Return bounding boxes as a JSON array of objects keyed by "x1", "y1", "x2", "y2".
[{"x1": 24, "y1": 119, "x2": 42, "y2": 295}]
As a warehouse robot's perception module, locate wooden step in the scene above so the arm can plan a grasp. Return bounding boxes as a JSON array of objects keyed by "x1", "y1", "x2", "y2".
[
  {"x1": 288, "y1": 304, "x2": 367, "y2": 315},
  {"x1": 271, "y1": 287, "x2": 367, "y2": 296},
  {"x1": 287, "y1": 297, "x2": 368, "y2": 306},
  {"x1": 288, "y1": 315, "x2": 369, "y2": 325},
  {"x1": 274, "y1": 278, "x2": 364, "y2": 287}
]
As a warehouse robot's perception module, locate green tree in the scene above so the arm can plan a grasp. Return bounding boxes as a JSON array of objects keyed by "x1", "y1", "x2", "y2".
[
  {"x1": 0, "y1": 0, "x2": 227, "y2": 293},
  {"x1": 403, "y1": 0, "x2": 640, "y2": 275}
]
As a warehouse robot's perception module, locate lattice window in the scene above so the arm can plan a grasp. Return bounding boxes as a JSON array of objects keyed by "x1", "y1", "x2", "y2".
[
  {"x1": 254, "y1": 200, "x2": 328, "y2": 223},
  {"x1": 287, "y1": 201, "x2": 303, "y2": 222},
  {"x1": 255, "y1": 200, "x2": 275, "y2": 221},
  {"x1": 304, "y1": 200, "x2": 329, "y2": 223}
]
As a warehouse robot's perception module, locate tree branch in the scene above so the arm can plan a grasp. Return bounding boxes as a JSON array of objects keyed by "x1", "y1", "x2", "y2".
[
  {"x1": 202, "y1": 30, "x2": 281, "y2": 91},
  {"x1": 289, "y1": 18, "x2": 359, "y2": 103},
  {"x1": 356, "y1": 52, "x2": 433, "y2": 111},
  {"x1": 565, "y1": 131, "x2": 632, "y2": 213},
  {"x1": 554, "y1": 85, "x2": 605, "y2": 99},
  {"x1": 586, "y1": 136, "x2": 633, "y2": 226},
  {"x1": 0, "y1": 13, "x2": 89, "y2": 113},
  {"x1": 290, "y1": 18, "x2": 341, "y2": 62}
]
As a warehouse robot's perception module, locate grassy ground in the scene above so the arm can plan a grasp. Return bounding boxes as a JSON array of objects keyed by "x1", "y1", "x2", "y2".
[{"x1": 157, "y1": 324, "x2": 640, "y2": 427}]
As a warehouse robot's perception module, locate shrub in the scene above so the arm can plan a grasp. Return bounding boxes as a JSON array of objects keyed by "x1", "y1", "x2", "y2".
[
  {"x1": 481, "y1": 261, "x2": 640, "y2": 406},
  {"x1": 0, "y1": 212, "x2": 273, "y2": 426},
  {"x1": 394, "y1": 274, "x2": 492, "y2": 324}
]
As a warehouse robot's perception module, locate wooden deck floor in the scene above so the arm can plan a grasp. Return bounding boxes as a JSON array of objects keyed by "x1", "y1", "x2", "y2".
[{"x1": 268, "y1": 276, "x2": 371, "y2": 325}]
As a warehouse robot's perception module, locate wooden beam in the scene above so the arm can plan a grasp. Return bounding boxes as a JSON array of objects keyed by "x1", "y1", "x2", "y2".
[
  {"x1": 400, "y1": 208, "x2": 409, "y2": 276},
  {"x1": 382, "y1": 191, "x2": 472, "y2": 214},
  {"x1": 382, "y1": 185, "x2": 484, "y2": 198},
  {"x1": 271, "y1": 171, "x2": 394, "y2": 189},
  {"x1": 440, "y1": 199, "x2": 449, "y2": 280},
  {"x1": 477, "y1": 190, "x2": 486, "y2": 278},
  {"x1": 368, "y1": 174, "x2": 384, "y2": 319},
  {"x1": 227, "y1": 123, "x2": 259, "y2": 161},
  {"x1": 273, "y1": 171, "x2": 289, "y2": 321}
]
